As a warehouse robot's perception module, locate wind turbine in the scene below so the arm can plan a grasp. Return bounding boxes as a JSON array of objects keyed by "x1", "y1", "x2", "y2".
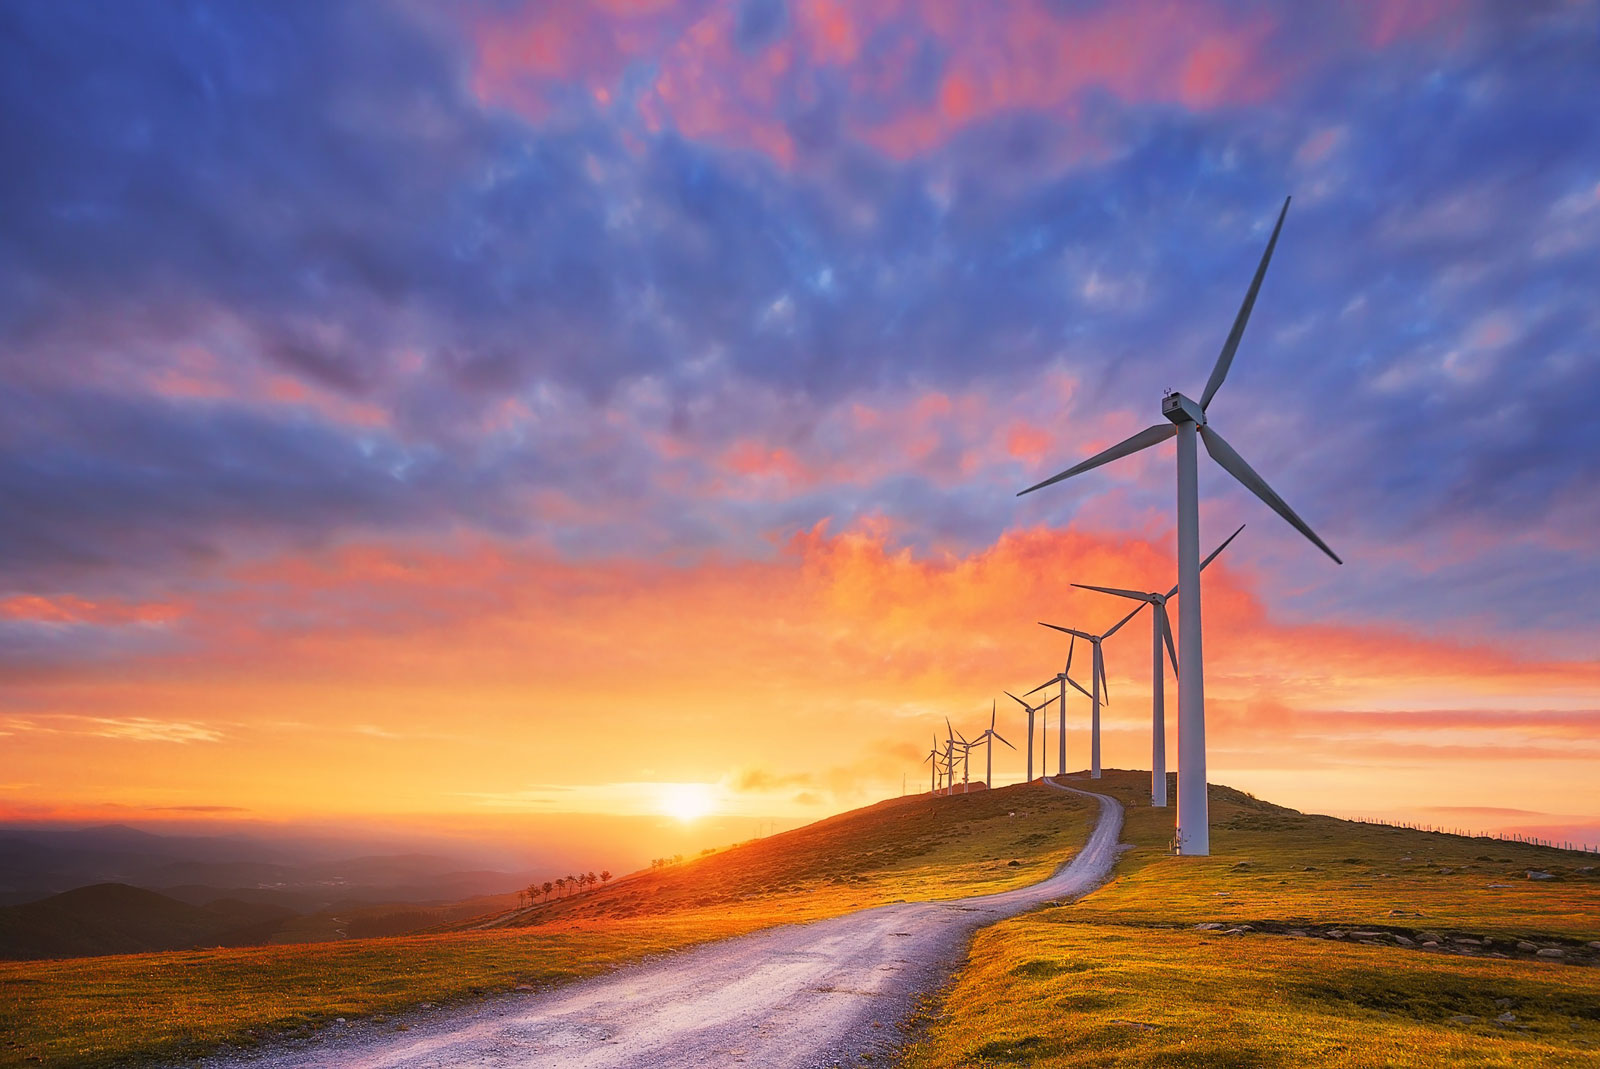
[
  {"x1": 974, "y1": 701, "x2": 1016, "y2": 788},
  {"x1": 1025, "y1": 635, "x2": 1094, "y2": 777},
  {"x1": 1004, "y1": 690, "x2": 1051, "y2": 782},
  {"x1": 1033, "y1": 623, "x2": 1125, "y2": 779},
  {"x1": 922, "y1": 735, "x2": 941, "y2": 795},
  {"x1": 1073, "y1": 524, "x2": 1244, "y2": 807},
  {"x1": 1018, "y1": 197, "x2": 1341, "y2": 855}
]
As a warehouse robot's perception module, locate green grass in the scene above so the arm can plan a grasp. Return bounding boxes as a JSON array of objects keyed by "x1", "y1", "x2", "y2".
[
  {"x1": 901, "y1": 771, "x2": 1600, "y2": 1068},
  {"x1": 0, "y1": 782, "x2": 1094, "y2": 1069}
]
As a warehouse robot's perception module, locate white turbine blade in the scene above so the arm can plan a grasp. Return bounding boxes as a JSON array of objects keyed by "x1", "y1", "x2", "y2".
[
  {"x1": 1159, "y1": 604, "x2": 1179, "y2": 676},
  {"x1": 1165, "y1": 523, "x2": 1246, "y2": 599},
  {"x1": 992, "y1": 732, "x2": 1016, "y2": 750},
  {"x1": 1074, "y1": 582, "x2": 1154, "y2": 603},
  {"x1": 1200, "y1": 196, "x2": 1290, "y2": 411},
  {"x1": 1102, "y1": 600, "x2": 1146, "y2": 639},
  {"x1": 1099, "y1": 650, "x2": 1110, "y2": 704},
  {"x1": 1200, "y1": 425, "x2": 1342, "y2": 564},
  {"x1": 1065, "y1": 634, "x2": 1075, "y2": 675},
  {"x1": 1041, "y1": 622, "x2": 1095, "y2": 642},
  {"x1": 1017, "y1": 424, "x2": 1177, "y2": 496}
]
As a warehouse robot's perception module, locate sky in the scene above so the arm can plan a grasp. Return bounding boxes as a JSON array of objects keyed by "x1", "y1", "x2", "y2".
[{"x1": 2, "y1": 0, "x2": 1598, "y2": 859}]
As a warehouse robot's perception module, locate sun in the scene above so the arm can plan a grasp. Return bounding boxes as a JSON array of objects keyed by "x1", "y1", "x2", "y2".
[{"x1": 659, "y1": 782, "x2": 716, "y2": 823}]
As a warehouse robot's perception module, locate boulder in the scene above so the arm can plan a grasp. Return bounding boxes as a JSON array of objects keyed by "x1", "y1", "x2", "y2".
[
  {"x1": 1537, "y1": 948, "x2": 1565, "y2": 958},
  {"x1": 1194, "y1": 922, "x2": 1225, "y2": 931},
  {"x1": 1517, "y1": 941, "x2": 1538, "y2": 952},
  {"x1": 1526, "y1": 870, "x2": 1555, "y2": 881}
]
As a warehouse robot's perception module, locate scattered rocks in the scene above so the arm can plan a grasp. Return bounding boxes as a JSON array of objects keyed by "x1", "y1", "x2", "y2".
[{"x1": 1526, "y1": 870, "x2": 1556, "y2": 881}]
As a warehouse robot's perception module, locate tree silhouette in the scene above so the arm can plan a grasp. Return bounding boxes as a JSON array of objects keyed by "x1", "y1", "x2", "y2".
[
  {"x1": 600, "y1": 870, "x2": 612, "y2": 885},
  {"x1": 542, "y1": 880, "x2": 553, "y2": 900}
]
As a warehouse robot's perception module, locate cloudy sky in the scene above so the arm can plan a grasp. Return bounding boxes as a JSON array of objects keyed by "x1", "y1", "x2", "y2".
[{"x1": 2, "y1": 0, "x2": 1597, "y2": 850}]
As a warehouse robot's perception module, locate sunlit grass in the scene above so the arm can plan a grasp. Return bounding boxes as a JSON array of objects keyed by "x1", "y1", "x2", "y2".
[
  {"x1": 901, "y1": 771, "x2": 1600, "y2": 1068},
  {"x1": 1, "y1": 782, "x2": 1094, "y2": 1068}
]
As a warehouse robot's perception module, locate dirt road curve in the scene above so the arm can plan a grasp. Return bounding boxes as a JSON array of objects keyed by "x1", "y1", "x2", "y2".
[{"x1": 196, "y1": 782, "x2": 1124, "y2": 1069}]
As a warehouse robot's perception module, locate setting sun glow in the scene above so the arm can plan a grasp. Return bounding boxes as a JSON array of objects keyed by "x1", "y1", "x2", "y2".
[{"x1": 659, "y1": 783, "x2": 716, "y2": 823}]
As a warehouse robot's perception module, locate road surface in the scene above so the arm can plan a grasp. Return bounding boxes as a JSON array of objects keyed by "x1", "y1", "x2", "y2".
[{"x1": 196, "y1": 781, "x2": 1124, "y2": 1069}]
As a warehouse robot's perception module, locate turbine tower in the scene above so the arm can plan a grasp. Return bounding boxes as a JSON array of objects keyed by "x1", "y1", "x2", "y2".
[
  {"x1": 1073, "y1": 525, "x2": 1244, "y2": 806},
  {"x1": 1018, "y1": 197, "x2": 1341, "y2": 855},
  {"x1": 922, "y1": 735, "x2": 941, "y2": 795}
]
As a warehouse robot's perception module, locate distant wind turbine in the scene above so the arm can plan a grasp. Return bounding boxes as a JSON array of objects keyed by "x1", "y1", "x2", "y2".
[
  {"x1": 1072, "y1": 524, "x2": 1244, "y2": 807},
  {"x1": 922, "y1": 735, "x2": 941, "y2": 795},
  {"x1": 973, "y1": 701, "x2": 1016, "y2": 788},
  {"x1": 1034, "y1": 622, "x2": 1125, "y2": 779},
  {"x1": 1004, "y1": 690, "x2": 1051, "y2": 782},
  {"x1": 1025, "y1": 635, "x2": 1093, "y2": 777},
  {"x1": 1018, "y1": 197, "x2": 1341, "y2": 855}
]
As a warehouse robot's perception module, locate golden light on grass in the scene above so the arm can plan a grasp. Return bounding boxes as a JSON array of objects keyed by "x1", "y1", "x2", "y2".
[{"x1": 658, "y1": 782, "x2": 716, "y2": 823}]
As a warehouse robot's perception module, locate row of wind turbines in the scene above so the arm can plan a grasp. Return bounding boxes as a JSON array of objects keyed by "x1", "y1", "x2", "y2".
[{"x1": 918, "y1": 198, "x2": 1341, "y2": 856}]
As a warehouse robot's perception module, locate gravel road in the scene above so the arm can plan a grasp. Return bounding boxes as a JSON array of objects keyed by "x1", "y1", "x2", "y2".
[{"x1": 194, "y1": 781, "x2": 1124, "y2": 1069}]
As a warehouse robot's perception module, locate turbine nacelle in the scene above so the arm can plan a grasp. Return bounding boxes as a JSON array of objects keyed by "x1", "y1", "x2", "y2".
[{"x1": 1161, "y1": 391, "x2": 1206, "y2": 426}]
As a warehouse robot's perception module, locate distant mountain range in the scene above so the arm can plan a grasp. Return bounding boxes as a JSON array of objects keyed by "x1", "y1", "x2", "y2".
[{"x1": 0, "y1": 824, "x2": 533, "y2": 959}]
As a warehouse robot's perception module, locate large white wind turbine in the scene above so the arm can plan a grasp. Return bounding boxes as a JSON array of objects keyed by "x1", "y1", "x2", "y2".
[
  {"x1": 973, "y1": 701, "x2": 1016, "y2": 788},
  {"x1": 1018, "y1": 197, "x2": 1341, "y2": 855},
  {"x1": 1073, "y1": 524, "x2": 1244, "y2": 807}
]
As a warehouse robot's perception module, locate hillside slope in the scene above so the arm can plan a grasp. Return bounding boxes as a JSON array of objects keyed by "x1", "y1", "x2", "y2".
[
  {"x1": 903, "y1": 771, "x2": 1600, "y2": 1069},
  {"x1": 0, "y1": 884, "x2": 295, "y2": 960}
]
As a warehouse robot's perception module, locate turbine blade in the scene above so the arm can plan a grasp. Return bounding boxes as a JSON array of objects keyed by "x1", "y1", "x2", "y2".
[
  {"x1": 1017, "y1": 424, "x2": 1177, "y2": 496},
  {"x1": 1024, "y1": 678, "x2": 1057, "y2": 697},
  {"x1": 1099, "y1": 650, "x2": 1109, "y2": 704},
  {"x1": 1066, "y1": 675, "x2": 1094, "y2": 701},
  {"x1": 1074, "y1": 583, "x2": 1154, "y2": 602},
  {"x1": 1065, "y1": 634, "x2": 1075, "y2": 675},
  {"x1": 1200, "y1": 425, "x2": 1342, "y2": 564},
  {"x1": 1165, "y1": 523, "x2": 1247, "y2": 599},
  {"x1": 993, "y1": 732, "x2": 1016, "y2": 750},
  {"x1": 1004, "y1": 690, "x2": 1030, "y2": 709},
  {"x1": 1041, "y1": 622, "x2": 1095, "y2": 641},
  {"x1": 1160, "y1": 604, "x2": 1179, "y2": 677},
  {"x1": 1200, "y1": 196, "x2": 1290, "y2": 411},
  {"x1": 1102, "y1": 600, "x2": 1146, "y2": 638}
]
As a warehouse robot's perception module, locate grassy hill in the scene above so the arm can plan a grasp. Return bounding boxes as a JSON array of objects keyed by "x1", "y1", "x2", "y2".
[
  {"x1": 901, "y1": 771, "x2": 1600, "y2": 1068},
  {"x1": 0, "y1": 783, "x2": 1095, "y2": 1069},
  {"x1": 0, "y1": 884, "x2": 296, "y2": 960}
]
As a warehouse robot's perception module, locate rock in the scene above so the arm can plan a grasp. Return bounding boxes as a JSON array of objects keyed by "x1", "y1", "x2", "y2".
[
  {"x1": 1327, "y1": 929, "x2": 1347, "y2": 939},
  {"x1": 1487, "y1": 883, "x2": 1513, "y2": 889},
  {"x1": 335, "y1": 1018, "x2": 346, "y2": 1025},
  {"x1": 1223, "y1": 927, "x2": 1248, "y2": 936},
  {"x1": 1449, "y1": 1015, "x2": 1478, "y2": 1024},
  {"x1": 1394, "y1": 935, "x2": 1415, "y2": 946},
  {"x1": 1419, "y1": 931, "x2": 1445, "y2": 943},
  {"x1": 1007, "y1": 860, "x2": 1021, "y2": 867},
  {"x1": 514, "y1": 984, "x2": 536, "y2": 992},
  {"x1": 1588, "y1": 941, "x2": 1600, "y2": 950},
  {"x1": 1194, "y1": 922, "x2": 1225, "y2": 930},
  {"x1": 1496, "y1": 1012, "x2": 1517, "y2": 1023},
  {"x1": 1350, "y1": 931, "x2": 1386, "y2": 940},
  {"x1": 1517, "y1": 941, "x2": 1538, "y2": 952},
  {"x1": 1421, "y1": 941, "x2": 1440, "y2": 948},
  {"x1": 1287, "y1": 929, "x2": 1308, "y2": 937},
  {"x1": 1537, "y1": 947, "x2": 1565, "y2": 958},
  {"x1": 1453, "y1": 937, "x2": 1482, "y2": 946},
  {"x1": 1526, "y1": 870, "x2": 1555, "y2": 881},
  {"x1": 1231, "y1": 861, "x2": 1253, "y2": 869}
]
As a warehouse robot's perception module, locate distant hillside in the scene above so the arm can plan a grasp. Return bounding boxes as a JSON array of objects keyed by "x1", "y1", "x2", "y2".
[
  {"x1": 451, "y1": 781, "x2": 1093, "y2": 932},
  {"x1": 0, "y1": 883, "x2": 296, "y2": 960}
]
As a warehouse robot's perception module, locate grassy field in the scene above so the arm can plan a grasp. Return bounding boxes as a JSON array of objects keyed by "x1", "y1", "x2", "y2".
[
  {"x1": 0, "y1": 782, "x2": 1094, "y2": 1069},
  {"x1": 901, "y1": 771, "x2": 1600, "y2": 1068}
]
